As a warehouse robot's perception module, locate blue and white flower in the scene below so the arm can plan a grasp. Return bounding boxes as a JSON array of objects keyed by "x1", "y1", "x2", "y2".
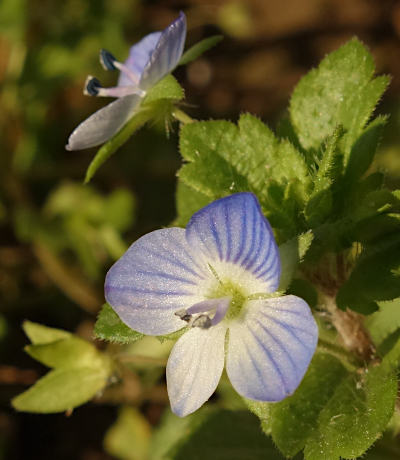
[
  {"x1": 105, "y1": 192, "x2": 318, "y2": 417},
  {"x1": 66, "y1": 12, "x2": 186, "y2": 151}
]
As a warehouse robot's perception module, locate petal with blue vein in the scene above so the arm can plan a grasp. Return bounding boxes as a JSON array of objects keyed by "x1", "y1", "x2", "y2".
[
  {"x1": 166, "y1": 323, "x2": 226, "y2": 417},
  {"x1": 186, "y1": 192, "x2": 281, "y2": 293},
  {"x1": 66, "y1": 94, "x2": 141, "y2": 150},
  {"x1": 140, "y1": 12, "x2": 186, "y2": 91},
  {"x1": 226, "y1": 295, "x2": 318, "y2": 401},
  {"x1": 118, "y1": 32, "x2": 162, "y2": 87},
  {"x1": 105, "y1": 228, "x2": 210, "y2": 335}
]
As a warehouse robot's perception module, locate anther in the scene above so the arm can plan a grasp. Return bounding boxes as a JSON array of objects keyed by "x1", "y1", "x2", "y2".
[
  {"x1": 84, "y1": 76, "x2": 102, "y2": 96},
  {"x1": 175, "y1": 309, "x2": 192, "y2": 322},
  {"x1": 100, "y1": 49, "x2": 118, "y2": 71},
  {"x1": 192, "y1": 315, "x2": 212, "y2": 329}
]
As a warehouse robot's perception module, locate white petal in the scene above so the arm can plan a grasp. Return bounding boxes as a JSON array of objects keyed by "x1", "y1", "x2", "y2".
[
  {"x1": 186, "y1": 192, "x2": 280, "y2": 294},
  {"x1": 226, "y1": 295, "x2": 318, "y2": 401},
  {"x1": 66, "y1": 94, "x2": 141, "y2": 151},
  {"x1": 105, "y1": 228, "x2": 210, "y2": 335},
  {"x1": 167, "y1": 324, "x2": 226, "y2": 417}
]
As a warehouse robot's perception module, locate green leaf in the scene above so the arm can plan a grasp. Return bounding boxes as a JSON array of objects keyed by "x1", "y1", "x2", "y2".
[
  {"x1": 25, "y1": 336, "x2": 106, "y2": 369},
  {"x1": 150, "y1": 409, "x2": 194, "y2": 460},
  {"x1": 179, "y1": 35, "x2": 223, "y2": 66},
  {"x1": 344, "y1": 115, "x2": 387, "y2": 188},
  {"x1": 337, "y1": 233, "x2": 400, "y2": 314},
  {"x1": 104, "y1": 407, "x2": 151, "y2": 460},
  {"x1": 278, "y1": 231, "x2": 313, "y2": 291},
  {"x1": 269, "y1": 353, "x2": 348, "y2": 458},
  {"x1": 170, "y1": 410, "x2": 286, "y2": 460},
  {"x1": 305, "y1": 127, "x2": 344, "y2": 226},
  {"x1": 173, "y1": 180, "x2": 211, "y2": 226},
  {"x1": 290, "y1": 38, "x2": 389, "y2": 160},
  {"x1": 365, "y1": 298, "x2": 400, "y2": 347},
  {"x1": 178, "y1": 114, "x2": 311, "y2": 240},
  {"x1": 304, "y1": 356, "x2": 397, "y2": 460},
  {"x1": 143, "y1": 75, "x2": 184, "y2": 104},
  {"x1": 94, "y1": 304, "x2": 144, "y2": 344},
  {"x1": 22, "y1": 320, "x2": 71, "y2": 345},
  {"x1": 12, "y1": 366, "x2": 109, "y2": 413}
]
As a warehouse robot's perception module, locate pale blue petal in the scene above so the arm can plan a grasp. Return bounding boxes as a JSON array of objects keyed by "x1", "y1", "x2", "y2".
[
  {"x1": 105, "y1": 228, "x2": 209, "y2": 335},
  {"x1": 226, "y1": 295, "x2": 318, "y2": 401},
  {"x1": 186, "y1": 192, "x2": 281, "y2": 292},
  {"x1": 139, "y1": 12, "x2": 186, "y2": 90},
  {"x1": 66, "y1": 94, "x2": 141, "y2": 150},
  {"x1": 118, "y1": 32, "x2": 162, "y2": 87},
  {"x1": 167, "y1": 323, "x2": 226, "y2": 417}
]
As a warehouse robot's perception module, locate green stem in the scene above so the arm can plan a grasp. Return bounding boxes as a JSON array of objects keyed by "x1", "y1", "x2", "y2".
[
  {"x1": 84, "y1": 109, "x2": 153, "y2": 184},
  {"x1": 318, "y1": 338, "x2": 359, "y2": 371},
  {"x1": 172, "y1": 108, "x2": 195, "y2": 124}
]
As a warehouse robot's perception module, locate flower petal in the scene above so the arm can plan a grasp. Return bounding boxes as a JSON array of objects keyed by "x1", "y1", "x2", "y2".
[
  {"x1": 105, "y1": 228, "x2": 210, "y2": 335},
  {"x1": 167, "y1": 323, "x2": 226, "y2": 417},
  {"x1": 118, "y1": 32, "x2": 162, "y2": 87},
  {"x1": 226, "y1": 295, "x2": 318, "y2": 401},
  {"x1": 139, "y1": 12, "x2": 187, "y2": 91},
  {"x1": 66, "y1": 94, "x2": 141, "y2": 151},
  {"x1": 186, "y1": 192, "x2": 281, "y2": 293}
]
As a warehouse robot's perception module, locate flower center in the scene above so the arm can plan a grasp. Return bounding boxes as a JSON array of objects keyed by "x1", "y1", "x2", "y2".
[{"x1": 208, "y1": 281, "x2": 246, "y2": 321}]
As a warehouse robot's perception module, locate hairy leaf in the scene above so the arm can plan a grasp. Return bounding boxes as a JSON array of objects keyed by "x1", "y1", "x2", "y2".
[
  {"x1": 290, "y1": 38, "x2": 389, "y2": 160},
  {"x1": 94, "y1": 304, "x2": 144, "y2": 344}
]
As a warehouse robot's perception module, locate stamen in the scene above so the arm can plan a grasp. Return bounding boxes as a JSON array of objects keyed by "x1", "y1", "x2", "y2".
[
  {"x1": 96, "y1": 86, "x2": 146, "y2": 98},
  {"x1": 174, "y1": 309, "x2": 192, "y2": 322},
  {"x1": 175, "y1": 297, "x2": 231, "y2": 330},
  {"x1": 99, "y1": 48, "x2": 141, "y2": 86},
  {"x1": 100, "y1": 49, "x2": 118, "y2": 71},
  {"x1": 84, "y1": 76, "x2": 102, "y2": 96},
  {"x1": 192, "y1": 315, "x2": 212, "y2": 329}
]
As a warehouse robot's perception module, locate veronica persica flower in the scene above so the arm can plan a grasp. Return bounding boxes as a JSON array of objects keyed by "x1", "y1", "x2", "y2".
[
  {"x1": 105, "y1": 193, "x2": 318, "y2": 417},
  {"x1": 66, "y1": 12, "x2": 186, "y2": 151}
]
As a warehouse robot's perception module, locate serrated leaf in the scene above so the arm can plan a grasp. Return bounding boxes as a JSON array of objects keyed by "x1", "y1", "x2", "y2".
[
  {"x1": 365, "y1": 298, "x2": 400, "y2": 347},
  {"x1": 305, "y1": 127, "x2": 344, "y2": 226},
  {"x1": 337, "y1": 233, "x2": 400, "y2": 314},
  {"x1": 269, "y1": 353, "x2": 348, "y2": 458},
  {"x1": 94, "y1": 304, "x2": 144, "y2": 344},
  {"x1": 290, "y1": 38, "x2": 389, "y2": 160},
  {"x1": 278, "y1": 231, "x2": 313, "y2": 291},
  {"x1": 25, "y1": 336, "x2": 105, "y2": 369},
  {"x1": 344, "y1": 115, "x2": 387, "y2": 187},
  {"x1": 178, "y1": 114, "x2": 311, "y2": 240},
  {"x1": 304, "y1": 355, "x2": 397, "y2": 460},
  {"x1": 22, "y1": 320, "x2": 71, "y2": 344},
  {"x1": 170, "y1": 410, "x2": 286, "y2": 460},
  {"x1": 179, "y1": 35, "x2": 223, "y2": 66},
  {"x1": 104, "y1": 407, "x2": 151, "y2": 460},
  {"x1": 12, "y1": 366, "x2": 109, "y2": 413}
]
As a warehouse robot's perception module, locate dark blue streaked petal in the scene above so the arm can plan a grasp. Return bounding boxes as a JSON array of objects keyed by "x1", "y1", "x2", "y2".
[
  {"x1": 167, "y1": 323, "x2": 226, "y2": 417},
  {"x1": 139, "y1": 12, "x2": 187, "y2": 91},
  {"x1": 185, "y1": 192, "x2": 281, "y2": 293},
  {"x1": 118, "y1": 32, "x2": 162, "y2": 87},
  {"x1": 105, "y1": 228, "x2": 209, "y2": 335},
  {"x1": 226, "y1": 295, "x2": 318, "y2": 401},
  {"x1": 66, "y1": 94, "x2": 141, "y2": 151}
]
